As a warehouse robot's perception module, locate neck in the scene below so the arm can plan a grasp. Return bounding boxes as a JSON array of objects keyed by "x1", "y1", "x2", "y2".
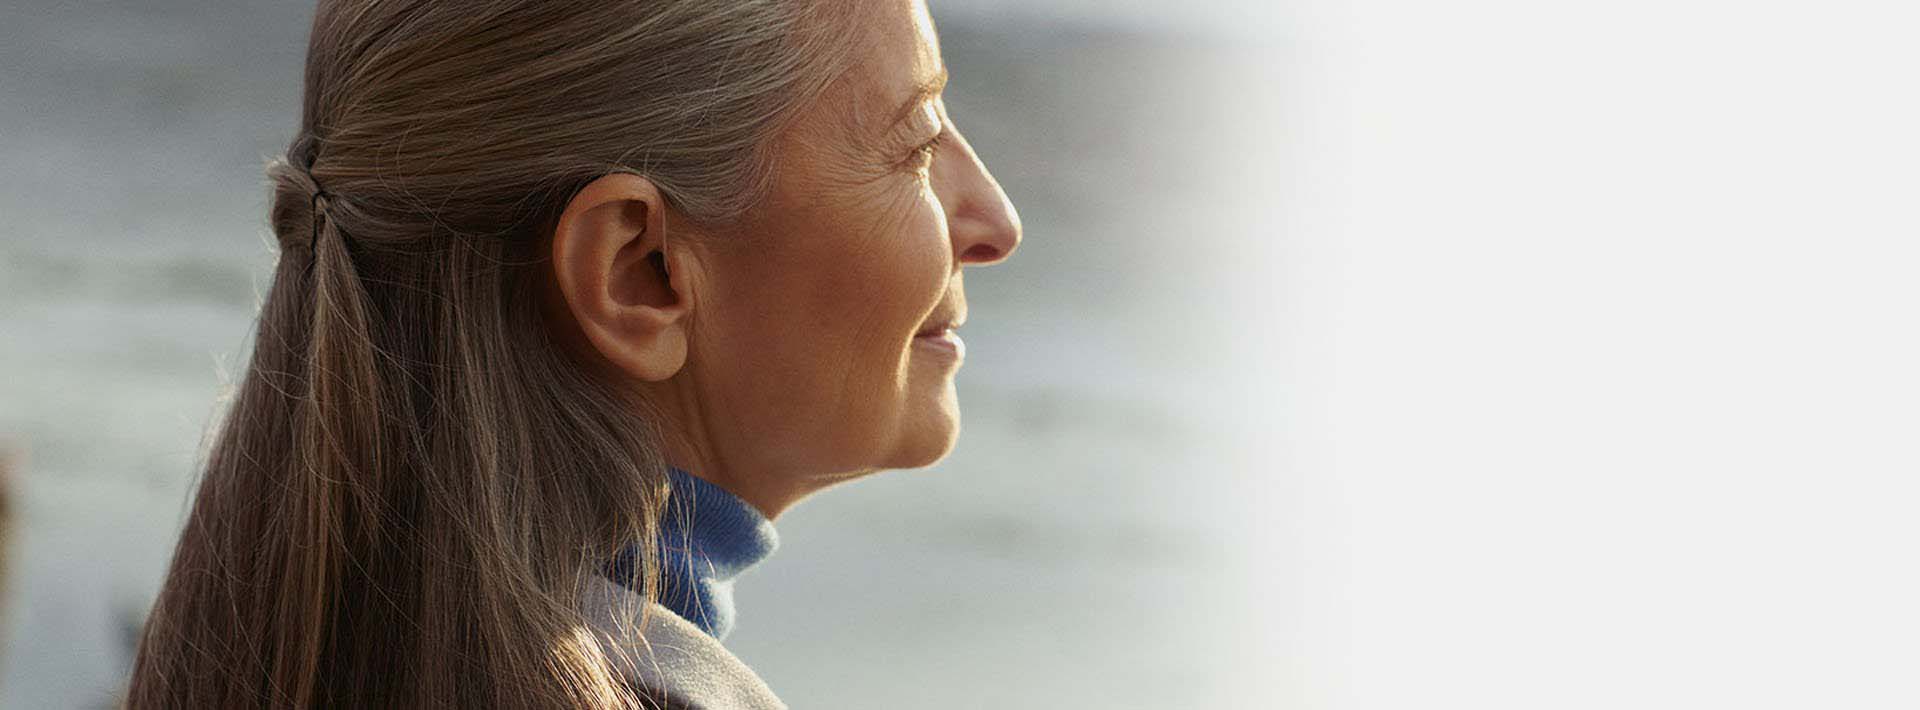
[
  {"x1": 641, "y1": 372, "x2": 794, "y2": 519},
  {"x1": 641, "y1": 370, "x2": 877, "y2": 520},
  {"x1": 605, "y1": 465, "x2": 780, "y2": 639},
  {"x1": 659, "y1": 429, "x2": 792, "y2": 521}
]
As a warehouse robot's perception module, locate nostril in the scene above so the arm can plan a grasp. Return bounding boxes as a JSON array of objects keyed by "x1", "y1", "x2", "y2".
[{"x1": 960, "y1": 243, "x2": 1002, "y2": 263}]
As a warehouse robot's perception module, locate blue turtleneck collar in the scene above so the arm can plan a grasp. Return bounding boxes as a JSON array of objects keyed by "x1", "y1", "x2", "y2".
[{"x1": 604, "y1": 466, "x2": 780, "y2": 640}]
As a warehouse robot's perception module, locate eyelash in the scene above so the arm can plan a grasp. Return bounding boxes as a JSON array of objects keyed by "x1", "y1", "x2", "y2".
[{"x1": 909, "y1": 132, "x2": 946, "y2": 168}]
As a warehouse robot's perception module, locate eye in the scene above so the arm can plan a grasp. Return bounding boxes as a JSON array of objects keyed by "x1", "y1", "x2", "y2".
[{"x1": 906, "y1": 131, "x2": 946, "y2": 170}]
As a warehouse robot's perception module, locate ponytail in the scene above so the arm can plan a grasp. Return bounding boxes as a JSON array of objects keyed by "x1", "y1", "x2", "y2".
[{"x1": 279, "y1": 147, "x2": 390, "y2": 707}]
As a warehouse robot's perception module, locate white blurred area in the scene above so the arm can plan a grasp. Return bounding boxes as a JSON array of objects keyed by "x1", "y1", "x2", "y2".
[{"x1": 1282, "y1": 1, "x2": 1920, "y2": 707}]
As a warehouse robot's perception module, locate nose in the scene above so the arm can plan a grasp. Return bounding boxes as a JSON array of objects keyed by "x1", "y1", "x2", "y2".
[{"x1": 936, "y1": 127, "x2": 1022, "y2": 267}]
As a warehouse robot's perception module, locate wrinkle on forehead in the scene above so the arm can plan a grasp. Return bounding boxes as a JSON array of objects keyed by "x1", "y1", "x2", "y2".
[
  {"x1": 815, "y1": 0, "x2": 945, "y2": 151},
  {"x1": 755, "y1": 0, "x2": 946, "y2": 212}
]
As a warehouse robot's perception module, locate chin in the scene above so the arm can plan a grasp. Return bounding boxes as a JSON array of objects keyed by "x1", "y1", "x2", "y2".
[
  {"x1": 883, "y1": 390, "x2": 962, "y2": 470},
  {"x1": 888, "y1": 434, "x2": 957, "y2": 470}
]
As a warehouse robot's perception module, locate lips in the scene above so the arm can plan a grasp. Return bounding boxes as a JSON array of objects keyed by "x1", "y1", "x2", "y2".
[{"x1": 915, "y1": 312, "x2": 966, "y2": 338}]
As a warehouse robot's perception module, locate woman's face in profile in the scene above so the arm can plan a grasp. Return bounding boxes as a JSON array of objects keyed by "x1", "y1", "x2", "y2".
[{"x1": 671, "y1": 0, "x2": 1022, "y2": 502}]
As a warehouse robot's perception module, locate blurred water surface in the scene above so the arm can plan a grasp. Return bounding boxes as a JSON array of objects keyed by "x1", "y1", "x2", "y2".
[{"x1": 0, "y1": 2, "x2": 1287, "y2": 707}]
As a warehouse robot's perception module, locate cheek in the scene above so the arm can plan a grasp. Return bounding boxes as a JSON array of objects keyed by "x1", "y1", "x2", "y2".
[
  {"x1": 842, "y1": 189, "x2": 948, "y2": 347},
  {"x1": 713, "y1": 182, "x2": 949, "y2": 459},
  {"x1": 809, "y1": 188, "x2": 949, "y2": 394}
]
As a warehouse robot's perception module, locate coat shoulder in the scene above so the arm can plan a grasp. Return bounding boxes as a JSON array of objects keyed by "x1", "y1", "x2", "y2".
[{"x1": 579, "y1": 575, "x2": 788, "y2": 710}]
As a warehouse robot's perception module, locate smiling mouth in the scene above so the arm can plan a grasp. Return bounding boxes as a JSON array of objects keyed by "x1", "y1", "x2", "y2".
[
  {"x1": 914, "y1": 313, "x2": 966, "y2": 338},
  {"x1": 913, "y1": 307, "x2": 967, "y2": 337},
  {"x1": 912, "y1": 326, "x2": 966, "y2": 360}
]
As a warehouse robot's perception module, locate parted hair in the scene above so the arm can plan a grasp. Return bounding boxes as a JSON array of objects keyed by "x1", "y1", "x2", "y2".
[{"x1": 126, "y1": 1, "x2": 855, "y2": 707}]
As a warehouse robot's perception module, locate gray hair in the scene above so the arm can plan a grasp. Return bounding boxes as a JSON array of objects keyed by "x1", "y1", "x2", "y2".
[{"x1": 127, "y1": 1, "x2": 859, "y2": 707}]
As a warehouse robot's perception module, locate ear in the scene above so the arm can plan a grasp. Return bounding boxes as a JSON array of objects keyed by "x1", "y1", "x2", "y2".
[{"x1": 550, "y1": 172, "x2": 696, "y2": 382}]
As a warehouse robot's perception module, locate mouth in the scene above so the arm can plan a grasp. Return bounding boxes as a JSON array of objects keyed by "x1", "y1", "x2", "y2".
[
  {"x1": 914, "y1": 313, "x2": 966, "y2": 338},
  {"x1": 912, "y1": 311, "x2": 967, "y2": 361}
]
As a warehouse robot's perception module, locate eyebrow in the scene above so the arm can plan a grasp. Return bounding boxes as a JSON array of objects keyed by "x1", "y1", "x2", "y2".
[{"x1": 884, "y1": 68, "x2": 950, "y2": 133}]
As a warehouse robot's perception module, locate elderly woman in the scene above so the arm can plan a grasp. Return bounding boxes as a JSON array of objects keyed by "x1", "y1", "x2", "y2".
[{"x1": 124, "y1": 0, "x2": 1021, "y2": 707}]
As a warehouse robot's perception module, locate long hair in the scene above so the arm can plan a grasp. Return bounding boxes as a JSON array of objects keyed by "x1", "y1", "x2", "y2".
[{"x1": 126, "y1": 1, "x2": 855, "y2": 707}]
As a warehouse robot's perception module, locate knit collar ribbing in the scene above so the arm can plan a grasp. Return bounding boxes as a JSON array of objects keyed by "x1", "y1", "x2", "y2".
[{"x1": 605, "y1": 466, "x2": 780, "y2": 640}]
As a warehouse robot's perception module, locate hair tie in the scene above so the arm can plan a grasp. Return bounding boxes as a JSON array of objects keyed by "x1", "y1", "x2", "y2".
[
  {"x1": 308, "y1": 183, "x2": 331, "y2": 254},
  {"x1": 299, "y1": 132, "x2": 331, "y2": 257}
]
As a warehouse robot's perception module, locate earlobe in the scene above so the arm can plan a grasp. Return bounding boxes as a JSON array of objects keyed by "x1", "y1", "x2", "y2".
[{"x1": 548, "y1": 172, "x2": 696, "y2": 382}]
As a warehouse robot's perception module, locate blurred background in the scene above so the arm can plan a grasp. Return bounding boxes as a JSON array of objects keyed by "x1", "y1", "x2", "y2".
[
  {"x1": 0, "y1": 1, "x2": 1287, "y2": 708},
  {"x1": 8, "y1": 1, "x2": 1920, "y2": 709}
]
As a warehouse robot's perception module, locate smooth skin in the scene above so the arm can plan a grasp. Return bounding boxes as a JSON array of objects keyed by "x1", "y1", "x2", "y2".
[{"x1": 547, "y1": 0, "x2": 1022, "y2": 521}]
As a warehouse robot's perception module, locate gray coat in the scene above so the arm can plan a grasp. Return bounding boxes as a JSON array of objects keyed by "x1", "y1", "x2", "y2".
[{"x1": 581, "y1": 575, "x2": 787, "y2": 709}]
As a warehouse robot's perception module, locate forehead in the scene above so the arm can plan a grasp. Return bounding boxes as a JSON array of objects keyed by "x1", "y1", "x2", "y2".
[{"x1": 831, "y1": 0, "x2": 945, "y2": 134}]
